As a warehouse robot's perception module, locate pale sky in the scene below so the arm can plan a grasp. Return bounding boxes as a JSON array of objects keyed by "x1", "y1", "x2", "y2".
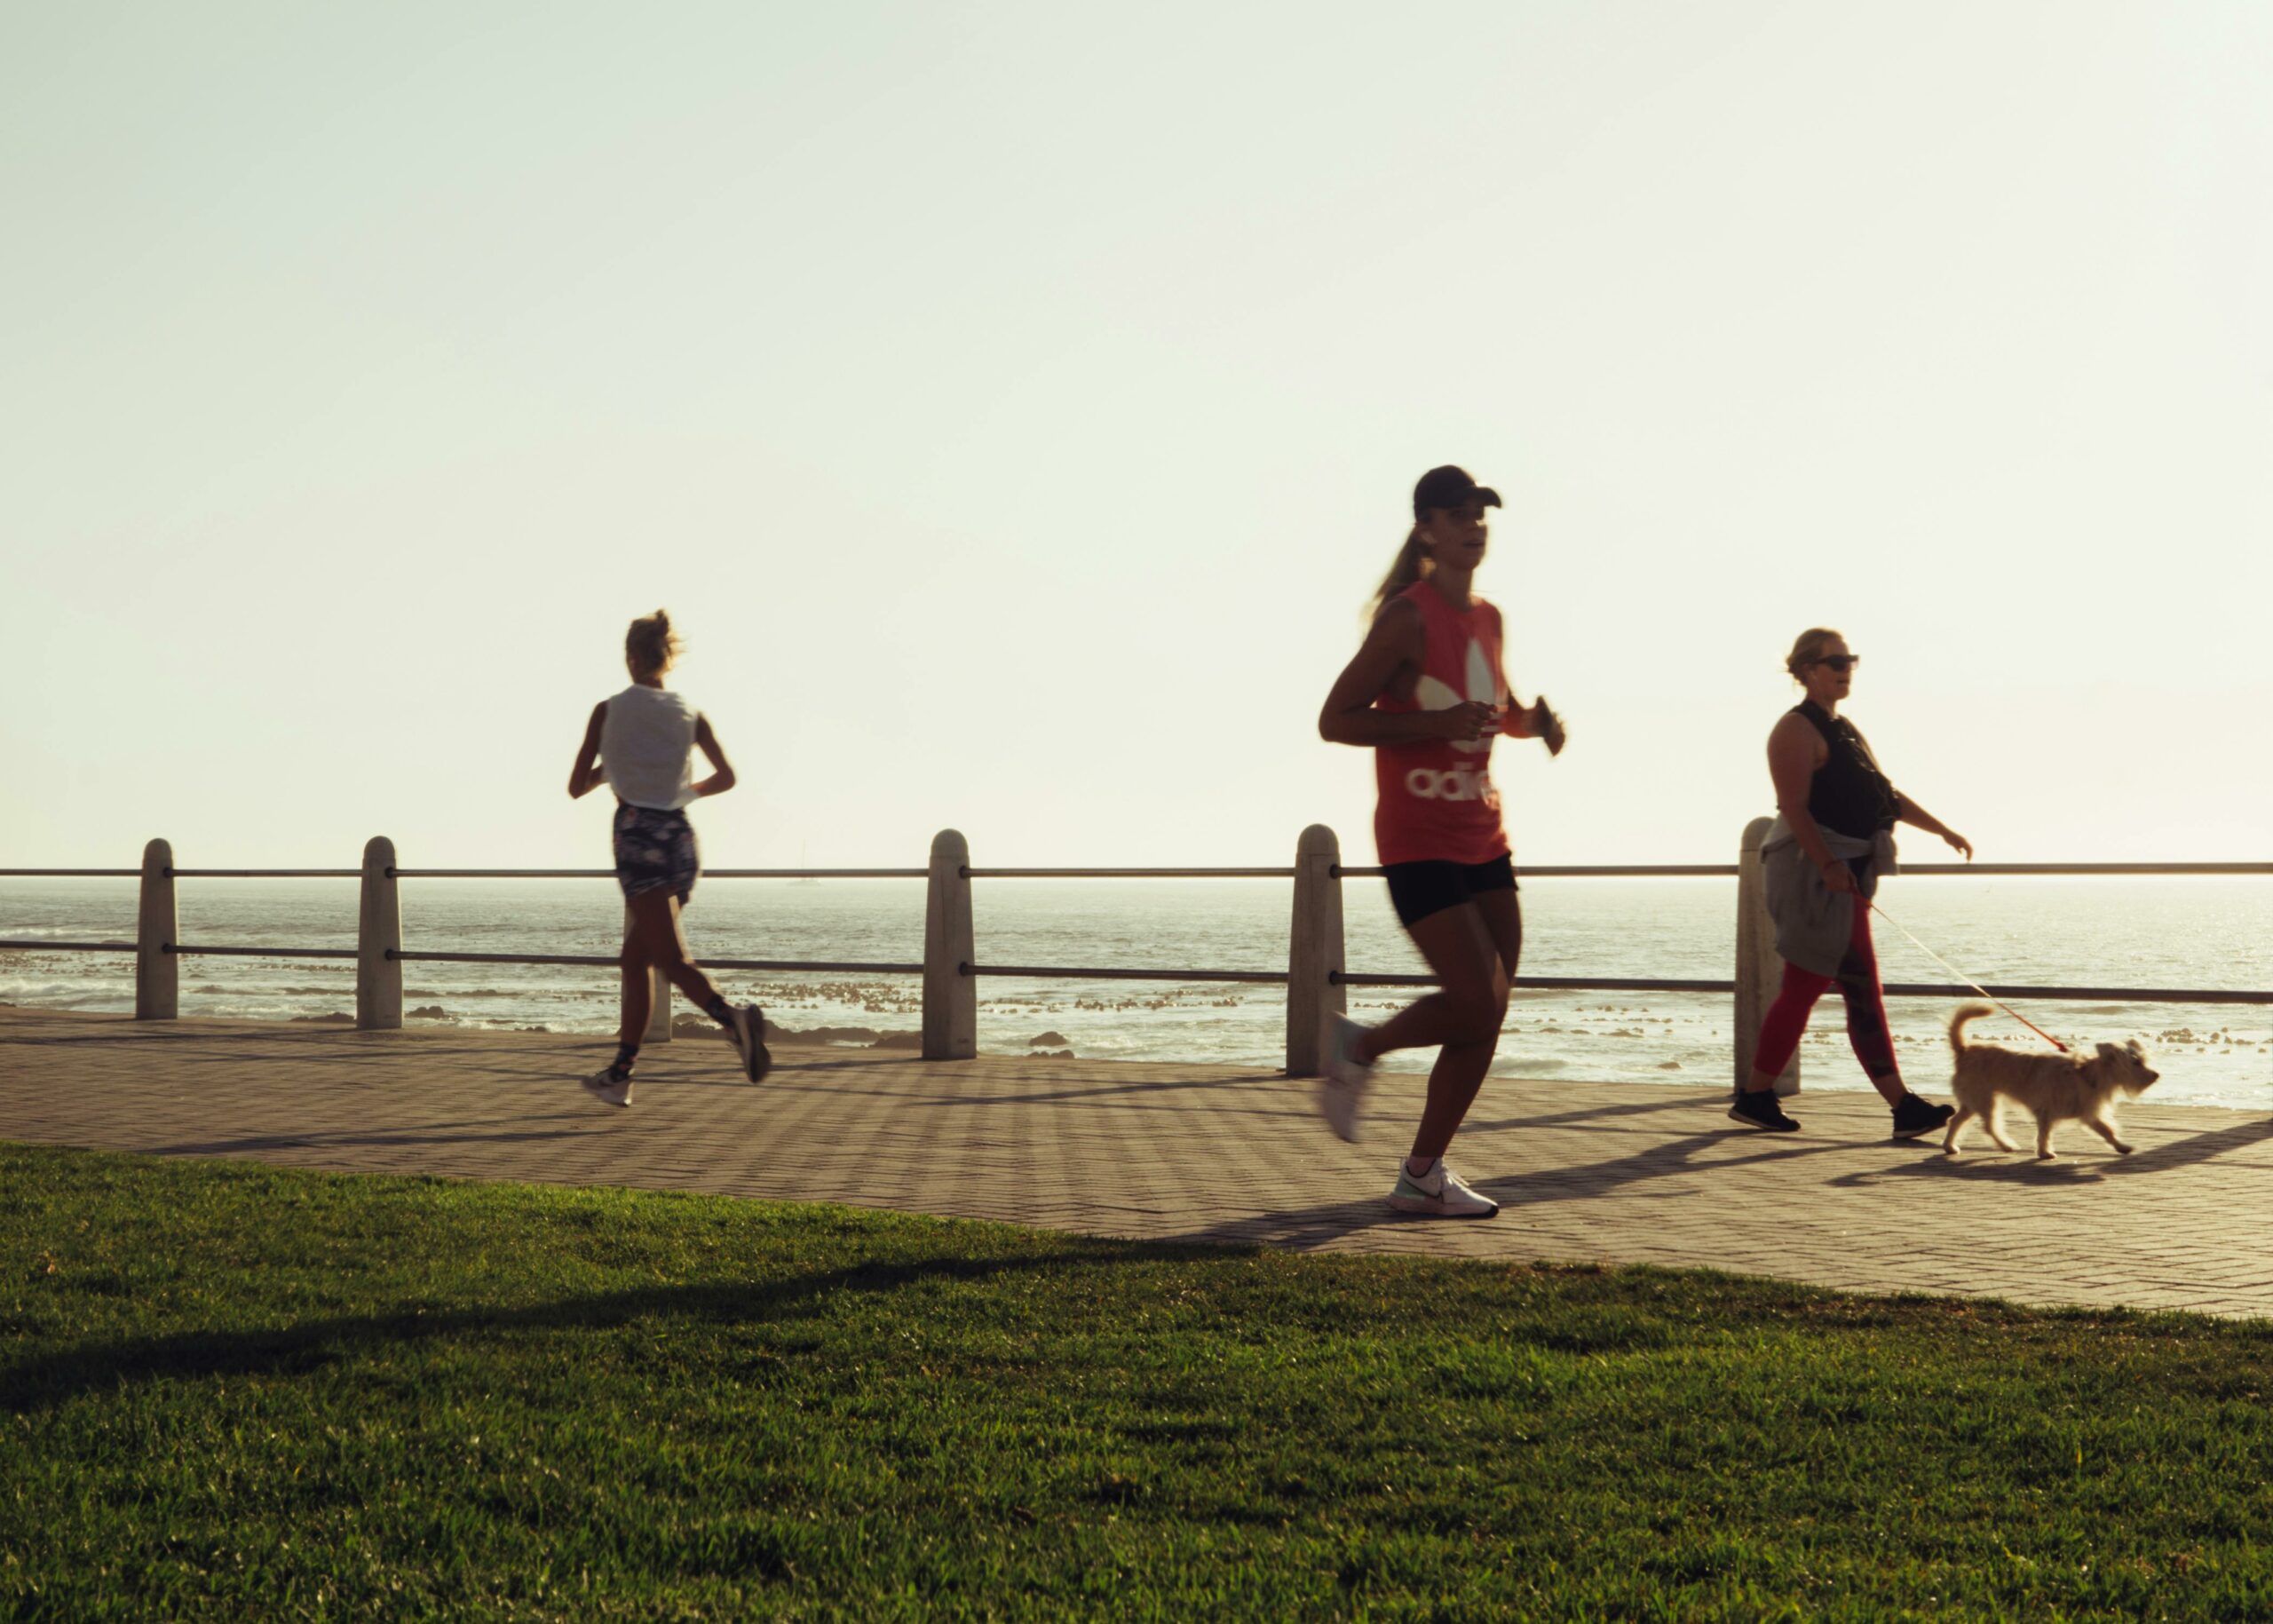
[{"x1": 4, "y1": 2, "x2": 2267, "y2": 871}]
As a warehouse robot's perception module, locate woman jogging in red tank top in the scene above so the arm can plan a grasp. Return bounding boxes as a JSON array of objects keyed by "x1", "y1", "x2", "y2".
[{"x1": 1316, "y1": 466, "x2": 1564, "y2": 1217}]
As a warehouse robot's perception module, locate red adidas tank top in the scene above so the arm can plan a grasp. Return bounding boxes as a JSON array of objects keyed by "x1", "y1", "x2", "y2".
[{"x1": 1372, "y1": 582, "x2": 1512, "y2": 867}]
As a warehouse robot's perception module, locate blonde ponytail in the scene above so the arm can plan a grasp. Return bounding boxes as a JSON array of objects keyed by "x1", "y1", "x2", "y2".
[{"x1": 1367, "y1": 525, "x2": 1431, "y2": 619}]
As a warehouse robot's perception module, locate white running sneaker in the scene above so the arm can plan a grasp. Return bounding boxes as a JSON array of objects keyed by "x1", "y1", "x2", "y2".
[
  {"x1": 581, "y1": 1068, "x2": 633, "y2": 1109},
  {"x1": 1317, "y1": 1013, "x2": 1374, "y2": 1142},
  {"x1": 728, "y1": 1002, "x2": 772, "y2": 1083},
  {"x1": 1387, "y1": 1161, "x2": 1500, "y2": 1219}
]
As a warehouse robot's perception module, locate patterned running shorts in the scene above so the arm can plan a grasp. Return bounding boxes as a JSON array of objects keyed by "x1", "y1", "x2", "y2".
[{"x1": 613, "y1": 802, "x2": 700, "y2": 903}]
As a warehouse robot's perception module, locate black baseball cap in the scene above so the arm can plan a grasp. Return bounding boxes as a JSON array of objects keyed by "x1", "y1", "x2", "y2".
[{"x1": 1412, "y1": 465, "x2": 1501, "y2": 519}]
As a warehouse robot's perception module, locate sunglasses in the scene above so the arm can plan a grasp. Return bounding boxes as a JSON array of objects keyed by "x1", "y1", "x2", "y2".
[{"x1": 1813, "y1": 654, "x2": 1860, "y2": 673}]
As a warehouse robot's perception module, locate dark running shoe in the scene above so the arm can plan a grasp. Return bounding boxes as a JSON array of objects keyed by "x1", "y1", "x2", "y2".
[
  {"x1": 1728, "y1": 1089, "x2": 1801, "y2": 1132},
  {"x1": 729, "y1": 1002, "x2": 772, "y2": 1084},
  {"x1": 1890, "y1": 1092, "x2": 1955, "y2": 1139}
]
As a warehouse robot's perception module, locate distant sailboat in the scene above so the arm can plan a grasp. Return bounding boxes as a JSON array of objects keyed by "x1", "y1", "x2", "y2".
[{"x1": 793, "y1": 840, "x2": 820, "y2": 886}]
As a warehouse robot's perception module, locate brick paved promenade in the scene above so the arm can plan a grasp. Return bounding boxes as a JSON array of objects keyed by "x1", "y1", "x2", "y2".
[{"x1": 4, "y1": 1006, "x2": 2268, "y2": 1317}]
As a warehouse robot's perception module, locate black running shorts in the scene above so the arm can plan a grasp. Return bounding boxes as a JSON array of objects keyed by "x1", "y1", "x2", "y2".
[
  {"x1": 1383, "y1": 852, "x2": 1517, "y2": 929},
  {"x1": 613, "y1": 802, "x2": 700, "y2": 904}
]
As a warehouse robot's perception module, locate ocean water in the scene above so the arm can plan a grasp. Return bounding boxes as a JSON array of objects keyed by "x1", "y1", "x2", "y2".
[{"x1": 3, "y1": 875, "x2": 2267, "y2": 1108}]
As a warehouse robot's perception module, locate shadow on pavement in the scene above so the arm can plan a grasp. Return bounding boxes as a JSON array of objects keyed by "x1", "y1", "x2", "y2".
[
  {"x1": 1169, "y1": 1115, "x2": 1906, "y2": 1250},
  {"x1": 1825, "y1": 1114, "x2": 2273, "y2": 1189},
  {"x1": 147, "y1": 1114, "x2": 598, "y2": 1157}
]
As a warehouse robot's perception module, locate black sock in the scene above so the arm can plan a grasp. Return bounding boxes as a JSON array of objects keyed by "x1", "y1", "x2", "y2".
[
  {"x1": 608, "y1": 1042, "x2": 638, "y2": 1081},
  {"x1": 703, "y1": 993, "x2": 734, "y2": 1027}
]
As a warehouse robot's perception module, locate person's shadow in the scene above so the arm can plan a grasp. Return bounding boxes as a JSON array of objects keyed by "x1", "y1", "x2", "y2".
[
  {"x1": 1174, "y1": 1095, "x2": 1874, "y2": 1249},
  {"x1": 0, "y1": 1242, "x2": 1190, "y2": 1416}
]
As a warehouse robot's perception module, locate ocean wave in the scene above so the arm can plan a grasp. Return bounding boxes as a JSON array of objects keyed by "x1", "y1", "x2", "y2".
[{"x1": 1, "y1": 980, "x2": 131, "y2": 1002}]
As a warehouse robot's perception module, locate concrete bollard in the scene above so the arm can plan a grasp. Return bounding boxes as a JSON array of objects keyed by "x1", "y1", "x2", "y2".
[
  {"x1": 923, "y1": 828, "x2": 976, "y2": 1060},
  {"x1": 135, "y1": 838, "x2": 177, "y2": 1020},
  {"x1": 621, "y1": 902, "x2": 673, "y2": 1044},
  {"x1": 357, "y1": 836, "x2": 403, "y2": 1031},
  {"x1": 1284, "y1": 823, "x2": 1347, "y2": 1076},
  {"x1": 1734, "y1": 815, "x2": 1799, "y2": 1095}
]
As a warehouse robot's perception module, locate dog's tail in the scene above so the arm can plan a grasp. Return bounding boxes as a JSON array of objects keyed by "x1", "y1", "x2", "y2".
[{"x1": 1948, "y1": 1002, "x2": 1993, "y2": 1058}]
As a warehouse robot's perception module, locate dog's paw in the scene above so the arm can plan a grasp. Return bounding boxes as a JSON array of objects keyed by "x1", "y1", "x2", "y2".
[
  {"x1": 2036, "y1": 1151, "x2": 2058, "y2": 1161},
  {"x1": 2114, "y1": 1141, "x2": 2134, "y2": 1155}
]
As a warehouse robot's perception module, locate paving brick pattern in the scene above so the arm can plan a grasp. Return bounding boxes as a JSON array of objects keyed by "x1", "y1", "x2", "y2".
[{"x1": 4, "y1": 1007, "x2": 2269, "y2": 1317}]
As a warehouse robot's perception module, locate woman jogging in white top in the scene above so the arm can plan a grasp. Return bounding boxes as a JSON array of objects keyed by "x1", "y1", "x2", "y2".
[{"x1": 566, "y1": 610, "x2": 767, "y2": 1106}]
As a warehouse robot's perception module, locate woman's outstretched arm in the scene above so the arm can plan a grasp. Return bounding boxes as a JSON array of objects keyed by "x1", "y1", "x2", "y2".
[{"x1": 1896, "y1": 794, "x2": 1973, "y2": 860}]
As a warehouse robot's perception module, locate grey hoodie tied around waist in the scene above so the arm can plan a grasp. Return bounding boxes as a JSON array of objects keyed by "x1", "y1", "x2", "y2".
[{"x1": 1759, "y1": 818, "x2": 1898, "y2": 977}]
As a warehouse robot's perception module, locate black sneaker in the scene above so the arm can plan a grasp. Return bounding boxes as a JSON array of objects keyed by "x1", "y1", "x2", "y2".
[
  {"x1": 729, "y1": 1002, "x2": 772, "y2": 1084},
  {"x1": 1890, "y1": 1092, "x2": 1954, "y2": 1139},
  {"x1": 1728, "y1": 1089, "x2": 1800, "y2": 1132}
]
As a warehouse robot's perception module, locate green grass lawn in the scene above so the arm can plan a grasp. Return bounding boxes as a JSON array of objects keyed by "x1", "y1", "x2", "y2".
[{"x1": 3, "y1": 1142, "x2": 2269, "y2": 1620}]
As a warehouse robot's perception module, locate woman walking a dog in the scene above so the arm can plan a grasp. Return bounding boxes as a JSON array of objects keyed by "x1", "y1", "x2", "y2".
[
  {"x1": 566, "y1": 610, "x2": 768, "y2": 1106},
  {"x1": 1733, "y1": 627, "x2": 1969, "y2": 1136},
  {"x1": 1314, "y1": 465, "x2": 1564, "y2": 1217}
]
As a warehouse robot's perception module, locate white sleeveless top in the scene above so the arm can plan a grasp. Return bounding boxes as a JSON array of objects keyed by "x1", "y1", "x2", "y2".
[{"x1": 599, "y1": 685, "x2": 700, "y2": 811}]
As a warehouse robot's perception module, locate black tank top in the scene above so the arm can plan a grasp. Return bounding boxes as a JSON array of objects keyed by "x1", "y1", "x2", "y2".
[{"x1": 1794, "y1": 701, "x2": 1898, "y2": 839}]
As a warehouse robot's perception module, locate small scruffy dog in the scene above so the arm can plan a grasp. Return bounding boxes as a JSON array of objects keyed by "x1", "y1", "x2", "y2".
[{"x1": 1944, "y1": 1003, "x2": 2160, "y2": 1160}]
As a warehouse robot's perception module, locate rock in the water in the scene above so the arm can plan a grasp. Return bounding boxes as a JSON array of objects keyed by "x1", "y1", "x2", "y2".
[
  {"x1": 408, "y1": 1004, "x2": 450, "y2": 1020},
  {"x1": 1029, "y1": 1030, "x2": 1069, "y2": 1047},
  {"x1": 872, "y1": 1030, "x2": 923, "y2": 1050},
  {"x1": 289, "y1": 1011, "x2": 353, "y2": 1025}
]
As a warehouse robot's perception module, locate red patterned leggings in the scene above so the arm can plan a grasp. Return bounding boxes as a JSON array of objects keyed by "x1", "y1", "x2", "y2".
[{"x1": 1752, "y1": 898, "x2": 1900, "y2": 1082}]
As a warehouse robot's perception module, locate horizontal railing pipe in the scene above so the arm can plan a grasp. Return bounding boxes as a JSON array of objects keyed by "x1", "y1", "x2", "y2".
[
  {"x1": 709, "y1": 958, "x2": 923, "y2": 975},
  {"x1": 1339, "y1": 970, "x2": 2273, "y2": 1004},
  {"x1": 1896, "y1": 862, "x2": 2273, "y2": 876},
  {"x1": 391, "y1": 949, "x2": 925, "y2": 975},
  {"x1": 0, "y1": 939, "x2": 137, "y2": 954},
  {"x1": 1347, "y1": 864, "x2": 1749, "y2": 879},
  {"x1": 392, "y1": 949, "x2": 619, "y2": 969},
  {"x1": 1335, "y1": 862, "x2": 2273, "y2": 880},
  {"x1": 966, "y1": 867, "x2": 1298, "y2": 879},
  {"x1": 395, "y1": 869, "x2": 612, "y2": 879},
  {"x1": 8, "y1": 861, "x2": 2269, "y2": 881},
  {"x1": 169, "y1": 945, "x2": 359, "y2": 961},
  {"x1": 969, "y1": 964, "x2": 1289, "y2": 985},
  {"x1": 391, "y1": 867, "x2": 931, "y2": 880},
  {"x1": 1879, "y1": 982, "x2": 2273, "y2": 1006},
  {"x1": 1341, "y1": 973, "x2": 1736, "y2": 992}
]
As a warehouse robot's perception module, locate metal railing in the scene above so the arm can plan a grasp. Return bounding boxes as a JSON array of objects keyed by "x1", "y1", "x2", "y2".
[{"x1": 3, "y1": 832, "x2": 2267, "y2": 1082}]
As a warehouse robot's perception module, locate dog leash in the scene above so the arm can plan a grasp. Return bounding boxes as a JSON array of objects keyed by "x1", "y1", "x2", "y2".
[{"x1": 1866, "y1": 900, "x2": 2071, "y2": 1052}]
